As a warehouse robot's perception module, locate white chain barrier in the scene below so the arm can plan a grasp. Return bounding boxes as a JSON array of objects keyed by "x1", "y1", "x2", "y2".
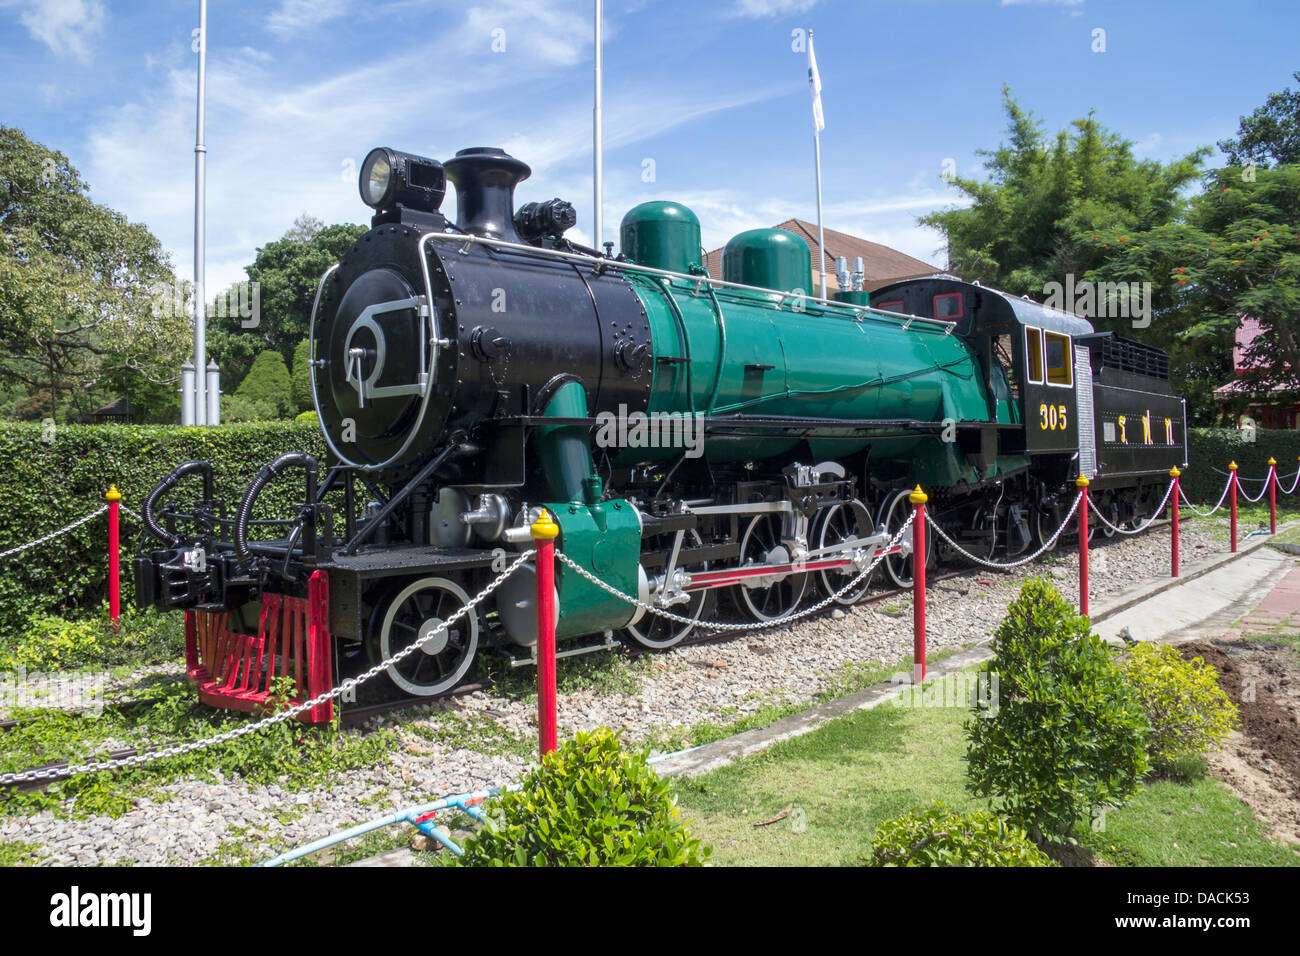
[
  {"x1": 0, "y1": 550, "x2": 536, "y2": 786},
  {"x1": 1088, "y1": 479, "x2": 1176, "y2": 536},
  {"x1": 558, "y1": 512, "x2": 916, "y2": 634},
  {"x1": 1280, "y1": 468, "x2": 1300, "y2": 496},
  {"x1": 924, "y1": 490, "x2": 1083, "y2": 571},
  {"x1": 0, "y1": 506, "x2": 109, "y2": 561},
  {"x1": 1179, "y1": 473, "x2": 1233, "y2": 517},
  {"x1": 1238, "y1": 467, "x2": 1271, "y2": 504}
]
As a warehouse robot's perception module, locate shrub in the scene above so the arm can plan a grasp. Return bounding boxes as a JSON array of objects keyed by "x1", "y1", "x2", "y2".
[
  {"x1": 234, "y1": 350, "x2": 293, "y2": 420},
  {"x1": 966, "y1": 578, "x2": 1151, "y2": 842},
  {"x1": 0, "y1": 421, "x2": 324, "y2": 631},
  {"x1": 290, "y1": 339, "x2": 314, "y2": 413},
  {"x1": 294, "y1": 409, "x2": 319, "y2": 425},
  {"x1": 456, "y1": 727, "x2": 710, "y2": 867},
  {"x1": 868, "y1": 802, "x2": 1053, "y2": 867},
  {"x1": 1118, "y1": 642, "x2": 1237, "y2": 772}
]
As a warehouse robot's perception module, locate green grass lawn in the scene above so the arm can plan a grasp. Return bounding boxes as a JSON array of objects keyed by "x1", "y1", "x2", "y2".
[{"x1": 675, "y1": 668, "x2": 1300, "y2": 867}]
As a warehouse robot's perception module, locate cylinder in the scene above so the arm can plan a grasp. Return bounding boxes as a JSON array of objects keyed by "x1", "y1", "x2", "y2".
[
  {"x1": 205, "y1": 360, "x2": 221, "y2": 425},
  {"x1": 181, "y1": 361, "x2": 195, "y2": 426}
]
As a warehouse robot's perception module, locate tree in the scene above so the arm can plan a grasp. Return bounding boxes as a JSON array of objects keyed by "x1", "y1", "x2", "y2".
[
  {"x1": 0, "y1": 127, "x2": 188, "y2": 420},
  {"x1": 1218, "y1": 70, "x2": 1300, "y2": 168},
  {"x1": 290, "y1": 338, "x2": 313, "y2": 413},
  {"x1": 1089, "y1": 164, "x2": 1300, "y2": 410},
  {"x1": 208, "y1": 214, "x2": 366, "y2": 390},
  {"x1": 919, "y1": 89, "x2": 1228, "y2": 420},
  {"x1": 921, "y1": 87, "x2": 1208, "y2": 297},
  {"x1": 232, "y1": 350, "x2": 293, "y2": 420}
]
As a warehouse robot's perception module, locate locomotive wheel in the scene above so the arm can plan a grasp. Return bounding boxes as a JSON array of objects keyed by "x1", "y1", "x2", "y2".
[
  {"x1": 735, "y1": 513, "x2": 808, "y2": 622},
  {"x1": 369, "y1": 576, "x2": 479, "y2": 697},
  {"x1": 1031, "y1": 502, "x2": 1061, "y2": 554},
  {"x1": 879, "y1": 490, "x2": 934, "y2": 590},
  {"x1": 813, "y1": 500, "x2": 875, "y2": 605},
  {"x1": 622, "y1": 530, "x2": 709, "y2": 651}
]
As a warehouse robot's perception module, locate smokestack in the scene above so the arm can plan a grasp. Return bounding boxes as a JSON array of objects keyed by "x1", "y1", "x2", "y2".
[
  {"x1": 852, "y1": 256, "x2": 865, "y2": 292},
  {"x1": 834, "y1": 256, "x2": 850, "y2": 292},
  {"x1": 443, "y1": 147, "x2": 532, "y2": 243}
]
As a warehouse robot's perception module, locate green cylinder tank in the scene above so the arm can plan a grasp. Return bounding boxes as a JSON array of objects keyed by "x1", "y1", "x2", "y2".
[
  {"x1": 722, "y1": 228, "x2": 813, "y2": 295},
  {"x1": 620, "y1": 202, "x2": 702, "y2": 274}
]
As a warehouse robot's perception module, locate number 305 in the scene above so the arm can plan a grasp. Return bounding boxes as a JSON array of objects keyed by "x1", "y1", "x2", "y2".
[{"x1": 1039, "y1": 403, "x2": 1068, "y2": 431}]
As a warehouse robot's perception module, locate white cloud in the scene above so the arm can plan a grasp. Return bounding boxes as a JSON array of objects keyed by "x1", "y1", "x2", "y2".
[
  {"x1": 729, "y1": 0, "x2": 821, "y2": 17},
  {"x1": 0, "y1": 0, "x2": 105, "y2": 63},
  {"x1": 266, "y1": 0, "x2": 351, "y2": 38}
]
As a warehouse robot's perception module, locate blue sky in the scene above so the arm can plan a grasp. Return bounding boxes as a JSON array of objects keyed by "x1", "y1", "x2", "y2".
[{"x1": 2, "y1": 0, "x2": 1297, "y2": 295}]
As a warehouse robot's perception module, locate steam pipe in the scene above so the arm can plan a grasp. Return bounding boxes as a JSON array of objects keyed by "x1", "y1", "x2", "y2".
[
  {"x1": 234, "y1": 452, "x2": 319, "y2": 567},
  {"x1": 142, "y1": 460, "x2": 215, "y2": 546}
]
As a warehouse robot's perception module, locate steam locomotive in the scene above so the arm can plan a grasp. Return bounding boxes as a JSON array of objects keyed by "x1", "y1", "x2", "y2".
[{"x1": 133, "y1": 145, "x2": 1187, "y2": 719}]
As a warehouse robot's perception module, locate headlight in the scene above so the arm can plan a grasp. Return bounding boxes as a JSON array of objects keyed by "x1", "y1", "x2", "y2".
[
  {"x1": 358, "y1": 146, "x2": 446, "y2": 214},
  {"x1": 361, "y1": 149, "x2": 392, "y2": 206}
]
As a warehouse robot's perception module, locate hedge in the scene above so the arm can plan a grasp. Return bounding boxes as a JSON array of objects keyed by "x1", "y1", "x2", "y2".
[
  {"x1": 1185, "y1": 428, "x2": 1300, "y2": 503},
  {"x1": 0, "y1": 422, "x2": 324, "y2": 633}
]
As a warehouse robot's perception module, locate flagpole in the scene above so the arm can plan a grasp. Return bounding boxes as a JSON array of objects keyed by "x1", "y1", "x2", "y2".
[
  {"x1": 191, "y1": 0, "x2": 208, "y2": 425},
  {"x1": 809, "y1": 29, "x2": 826, "y2": 300},
  {"x1": 813, "y1": 124, "x2": 826, "y2": 300},
  {"x1": 593, "y1": 0, "x2": 604, "y2": 253}
]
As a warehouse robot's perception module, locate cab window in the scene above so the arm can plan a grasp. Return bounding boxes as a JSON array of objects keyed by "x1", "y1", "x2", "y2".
[
  {"x1": 1025, "y1": 327, "x2": 1044, "y2": 383},
  {"x1": 1045, "y1": 332, "x2": 1072, "y2": 386}
]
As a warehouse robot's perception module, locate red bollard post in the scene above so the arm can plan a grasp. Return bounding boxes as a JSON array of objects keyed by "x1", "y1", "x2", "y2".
[
  {"x1": 1268, "y1": 457, "x2": 1277, "y2": 535},
  {"x1": 1229, "y1": 461, "x2": 1239, "y2": 553},
  {"x1": 1170, "y1": 467, "x2": 1180, "y2": 578},
  {"x1": 106, "y1": 484, "x2": 121, "y2": 624},
  {"x1": 1077, "y1": 475, "x2": 1090, "y2": 617},
  {"x1": 910, "y1": 485, "x2": 927, "y2": 685},
  {"x1": 531, "y1": 509, "x2": 560, "y2": 757}
]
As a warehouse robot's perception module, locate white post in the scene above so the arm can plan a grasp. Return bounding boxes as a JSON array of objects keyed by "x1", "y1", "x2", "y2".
[
  {"x1": 192, "y1": 0, "x2": 208, "y2": 424},
  {"x1": 593, "y1": 0, "x2": 603, "y2": 253},
  {"x1": 206, "y1": 360, "x2": 221, "y2": 426},
  {"x1": 181, "y1": 361, "x2": 195, "y2": 426}
]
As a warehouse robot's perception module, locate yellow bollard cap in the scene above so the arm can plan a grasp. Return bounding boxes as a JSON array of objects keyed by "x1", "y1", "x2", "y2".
[
  {"x1": 909, "y1": 484, "x2": 928, "y2": 505},
  {"x1": 1269, "y1": 457, "x2": 1277, "y2": 466},
  {"x1": 1076, "y1": 474, "x2": 1090, "y2": 487},
  {"x1": 1170, "y1": 466, "x2": 1180, "y2": 478},
  {"x1": 530, "y1": 508, "x2": 560, "y2": 541},
  {"x1": 105, "y1": 484, "x2": 122, "y2": 502},
  {"x1": 1229, "y1": 461, "x2": 1238, "y2": 470}
]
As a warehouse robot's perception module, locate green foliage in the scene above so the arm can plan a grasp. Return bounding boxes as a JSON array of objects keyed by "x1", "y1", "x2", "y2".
[
  {"x1": 290, "y1": 339, "x2": 313, "y2": 412},
  {"x1": 1117, "y1": 642, "x2": 1237, "y2": 772},
  {"x1": 0, "y1": 127, "x2": 188, "y2": 419},
  {"x1": 295, "y1": 409, "x2": 319, "y2": 424},
  {"x1": 0, "y1": 680, "x2": 396, "y2": 819},
  {"x1": 921, "y1": 87, "x2": 1207, "y2": 298},
  {"x1": 0, "y1": 606, "x2": 182, "y2": 671},
  {"x1": 868, "y1": 802, "x2": 1053, "y2": 867},
  {"x1": 234, "y1": 351, "x2": 293, "y2": 420},
  {"x1": 965, "y1": 578, "x2": 1151, "y2": 842},
  {"x1": 0, "y1": 421, "x2": 323, "y2": 634},
  {"x1": 1184, "y1": 427, "x2": 1300, "y2": 502},
  {"x1": 1219, "y1": 70, "x2": 1300, "y2": 168},
  {"x1": 207, "y1": 216, "x2": 367, "y2": 386},
  {"x1": 456, "y1": 728, "x2": 710, "y2": 867}
]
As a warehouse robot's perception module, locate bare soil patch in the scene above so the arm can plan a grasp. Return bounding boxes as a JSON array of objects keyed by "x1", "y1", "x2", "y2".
[{"x1": 1179, "y1": 639, "x2": 1300, "y2": 844}]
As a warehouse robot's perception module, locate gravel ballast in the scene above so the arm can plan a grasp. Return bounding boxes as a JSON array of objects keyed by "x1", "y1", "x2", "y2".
[{"x1": 0, "y1": 514, "x2": 1256, "y2": 865}]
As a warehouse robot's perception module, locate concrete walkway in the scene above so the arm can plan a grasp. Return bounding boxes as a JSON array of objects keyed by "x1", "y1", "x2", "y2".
[{"x1": 1092, "y1": 546, "x2": 1293, "y2": 647}]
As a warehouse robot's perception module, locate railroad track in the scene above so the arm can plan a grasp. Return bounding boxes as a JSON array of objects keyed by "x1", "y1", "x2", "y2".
[{"x1": 2, "y1": 521, "x2": 1173, "y2": 789}]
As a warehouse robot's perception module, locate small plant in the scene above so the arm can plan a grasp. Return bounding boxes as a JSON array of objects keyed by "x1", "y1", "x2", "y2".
[
  {"x1": 966, "y1": 578, "x2": 1150, "y2": 843},
  {"x1": 868, "y1": 802, "x2": 1054, "y2": 867},
  {"x1": 456, "y1": 727, "x2": 710, "y2": 866},
  {"x1": 1117, "y1": 642, "x2": 1237, "y2": 773}
]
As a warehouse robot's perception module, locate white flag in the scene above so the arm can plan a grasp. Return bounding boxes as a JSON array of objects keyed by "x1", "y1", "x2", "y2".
[{"x1": 808, "y1": 34, "x2": 824, "y2": 132}]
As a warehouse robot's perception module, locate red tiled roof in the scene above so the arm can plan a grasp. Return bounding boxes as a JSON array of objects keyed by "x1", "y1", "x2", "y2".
[{"x1": 704, "y1": 218, "x2": 938, "y2": 293}]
